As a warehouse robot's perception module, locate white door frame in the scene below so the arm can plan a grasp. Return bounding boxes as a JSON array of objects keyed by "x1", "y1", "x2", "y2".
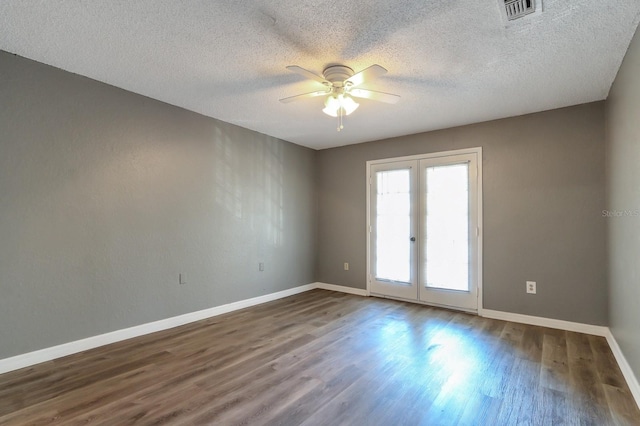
[{"x1": 365, "y1": 147, "x2": 483, "y2": 313}]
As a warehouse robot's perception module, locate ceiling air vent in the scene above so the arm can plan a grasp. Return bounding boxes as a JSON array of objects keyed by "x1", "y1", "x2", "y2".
[{"x1": 504, "y1": 0, "x2": 536, "y2": 20}]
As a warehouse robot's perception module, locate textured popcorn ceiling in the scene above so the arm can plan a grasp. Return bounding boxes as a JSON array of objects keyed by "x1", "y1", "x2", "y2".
[{"x1": 1, "y1": 1, "x2": 639, "y2": 149}]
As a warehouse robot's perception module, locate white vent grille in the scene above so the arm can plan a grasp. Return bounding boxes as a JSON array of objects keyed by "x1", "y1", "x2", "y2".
[{"x1": 504, "y1": 0, "x2": 536, "y2": 20}]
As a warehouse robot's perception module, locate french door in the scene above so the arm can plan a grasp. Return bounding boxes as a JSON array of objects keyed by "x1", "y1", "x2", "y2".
[{"x1": 367, "y1": 148, "x2": 482, "y2": 312}]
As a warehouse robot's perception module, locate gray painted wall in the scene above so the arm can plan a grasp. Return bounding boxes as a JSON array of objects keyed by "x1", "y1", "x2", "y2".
[
  {"x1": 317, "y1": 103, "x2": 607, "y2": 325},
  {"x1": 607, "y1": 24, "x2": 640, "y2": 380},
  {"x1": 0, "y1": 52, "x2": 317, "y2": 359}
]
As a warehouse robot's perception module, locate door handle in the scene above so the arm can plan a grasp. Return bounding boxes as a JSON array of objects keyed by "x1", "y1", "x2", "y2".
[{"x1": 410, "y1": 237, "x2": 416, "y2": 242}]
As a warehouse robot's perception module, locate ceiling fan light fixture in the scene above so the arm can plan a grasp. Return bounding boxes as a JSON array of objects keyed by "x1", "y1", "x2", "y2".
[
  {"x1": 322, "y1": 106, "x2": 338, "y2": 117},
  {"x1": 322, "y1": 93, "x2": 359, "y2": 117},
  {"x1": 322, "y1": 95, "x2": 340, "y2": 117},
  {"x1": 340, "y1": 94, "x2": 359, "y2": 116}
]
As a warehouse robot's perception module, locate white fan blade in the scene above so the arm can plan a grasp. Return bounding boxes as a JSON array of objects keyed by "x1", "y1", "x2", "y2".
[
  {"x1": 350, "y1": 88, "x2": 400, "y2": 104},
  {"x1": 286, "y1": 66, "x2": 329, "y2": 85},
  {"x1": 346, "y1": 65, "x2": 387, "y2": 87},
  {"x1": 279, "y1": 90, "x2": 329, "y2": 103}
]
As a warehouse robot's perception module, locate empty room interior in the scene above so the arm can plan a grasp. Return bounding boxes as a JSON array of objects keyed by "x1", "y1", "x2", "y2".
[{"x1": 2, "y1": 1, "x2": 640, "y2": 425}]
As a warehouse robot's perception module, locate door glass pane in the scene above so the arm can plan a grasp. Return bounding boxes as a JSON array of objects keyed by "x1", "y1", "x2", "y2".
[
  {"x1": 375, "y1": 169, "x2": 411, "y2": 283},
  {"x1": 425, "y1": 163, "x2": 469, "y2": 291}
]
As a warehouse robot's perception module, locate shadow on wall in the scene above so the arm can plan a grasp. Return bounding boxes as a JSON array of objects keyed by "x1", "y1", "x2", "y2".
[{"x1": 212, "y1": 125, "x2": 284, "y2": 247}]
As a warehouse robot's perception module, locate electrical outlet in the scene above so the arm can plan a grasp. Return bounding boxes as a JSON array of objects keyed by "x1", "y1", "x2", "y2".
[
  {"x1": 259, "y1": 262, "x2": 264, "y2": 272},
  {"x1": 344, "y1": 262, "x2": 349, "y2": 271},
  {"x1": 526, "y1": 281, "x2": 536, "y2": 294},
  {"x1": 179, "y1": 273, "x2": 187, "y2": 285}
]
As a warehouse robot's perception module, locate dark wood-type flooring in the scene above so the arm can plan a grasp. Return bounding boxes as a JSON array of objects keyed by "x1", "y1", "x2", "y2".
[{"x1": 1, "y1": 289, "x2": 639, "y2": 425}]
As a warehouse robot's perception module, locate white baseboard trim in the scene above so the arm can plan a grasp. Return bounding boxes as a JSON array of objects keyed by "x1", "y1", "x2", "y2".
[
  {"x1": 316, "y1": 282, "x2": 369, "y2": 297},
  {"x1": 480, "y1": 309, "x2": 609, "y2": 337},
  {"x1": 605, "y1": 330, "x2": 640, "y2": 409},
  {"x1": 0, "y1": 283, "x2": 316, "y2": 375}
]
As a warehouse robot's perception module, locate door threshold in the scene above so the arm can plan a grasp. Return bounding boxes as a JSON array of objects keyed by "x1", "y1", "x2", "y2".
[{"x1": 369, "y1": 292, "x2": 478, "y2": 315}]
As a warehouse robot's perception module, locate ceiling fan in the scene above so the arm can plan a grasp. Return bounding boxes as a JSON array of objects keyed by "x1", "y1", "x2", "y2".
[{"x1": 280, "y1": 64, "x2": 400, "y2": 131}]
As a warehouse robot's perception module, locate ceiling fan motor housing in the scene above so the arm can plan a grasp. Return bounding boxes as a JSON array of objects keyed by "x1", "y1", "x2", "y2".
[{"x1": 323, "y1": 65, "x2": 355, "y2": 87}]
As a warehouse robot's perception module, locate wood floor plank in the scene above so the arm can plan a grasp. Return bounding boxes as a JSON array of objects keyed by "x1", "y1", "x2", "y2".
[
  {"x1": 536, "y1": 387, "x2": 570, "y2": 426},
  {"x1": 520, "y1": 324, "x2": 544, "y2": 362},
  {"x1": 0, "y1": 289, "x2": 638, "y2": 425},
  {"x1": 603, "y1": 383, "x2": 640, "y2": 425},
  {"x1": 540, "y1": 332, "x2": 571, "y2": 393},
  {"x1": 589, "y1": 334, "x2": 630, "y2": 389},
  {"x1": 457, "y1": 393, "x2": 503, "y2": 426}
]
